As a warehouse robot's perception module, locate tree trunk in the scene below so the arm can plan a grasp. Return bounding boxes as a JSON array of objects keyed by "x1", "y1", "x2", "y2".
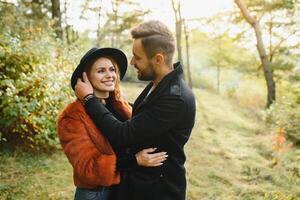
[
  {"x1": 234, "y1": 0, "x2": 276, "y2": 108},
  {"x1": 176, "y1": 21, "x2": 183, "y2": 68},
  {"x1": 217, "y1": 63, "x2": 220, "y2": 93},
  {"x1": 216, "y1": 38, "x2": 221, "y2": 93},
  {"x1": 254, "y1": 21, "x2": 276, "y2": 107},
  {"x1": 111, "y1": 0, "x2": 119, "y2": 48},
  {"x1": 97, "y1": 2, "x2": 102, "y2": 47},
  {"x1": 51, "y1": 0, "x2": 63, "y2": 40},
  {"x1": 171, "y1": 0, "x2": 185, "y2": 80},
  {"x1": 63, "y1": 0, "x2": 70, "y2": 44},
  {"x1": 183, "y1": 20, "x2": 192, "y2": 88}
]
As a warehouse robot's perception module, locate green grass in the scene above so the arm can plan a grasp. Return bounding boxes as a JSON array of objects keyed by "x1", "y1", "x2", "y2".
[
  {"x1": 0, "y1": 149, "x2": 73, "y2": 200},
  {"x1": 1, "y1": 82, "x2": 300, "y2": 200},
  {"x1": 185, "y1": 88, "x2": 300, "y2": 200}
]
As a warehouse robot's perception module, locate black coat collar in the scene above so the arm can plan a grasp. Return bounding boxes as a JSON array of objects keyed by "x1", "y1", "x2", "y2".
[{"x1": 133, "y1": 62, "x2": 183, "y2": 113}]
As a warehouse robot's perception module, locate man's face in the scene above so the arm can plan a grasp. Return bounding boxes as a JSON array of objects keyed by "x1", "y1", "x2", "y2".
[{"x1": 130, "y1": 39, "x2": 155, "y2": 81}]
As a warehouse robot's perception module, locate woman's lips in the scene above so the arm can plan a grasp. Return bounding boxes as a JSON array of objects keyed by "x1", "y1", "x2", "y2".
[{"x1": 102, "y1": 80, "x2": 114, "y2": 86}]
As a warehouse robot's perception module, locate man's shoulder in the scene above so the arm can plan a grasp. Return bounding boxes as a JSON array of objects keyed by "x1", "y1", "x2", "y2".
[
  {"x1": 170, "y1": 82, "x2": 181, "y2": 96},
  {"x1": 167, "y1": 79, "x2": 194, "y2": 99}
]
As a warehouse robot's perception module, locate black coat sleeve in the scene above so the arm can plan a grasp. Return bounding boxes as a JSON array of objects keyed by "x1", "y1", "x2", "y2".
[{"x1": 84, "y1": 95, "x2": 185, "y2": 147}]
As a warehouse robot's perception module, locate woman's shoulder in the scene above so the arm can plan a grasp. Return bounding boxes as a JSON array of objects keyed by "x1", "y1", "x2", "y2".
[{"x1": 58, "y1": 99, "x2": 85, "y2": 120}]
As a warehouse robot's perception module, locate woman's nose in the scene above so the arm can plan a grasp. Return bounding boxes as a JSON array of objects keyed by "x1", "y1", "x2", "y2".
[{"x1": 106, "y1": 70, "x2": 115, "y2": 78}]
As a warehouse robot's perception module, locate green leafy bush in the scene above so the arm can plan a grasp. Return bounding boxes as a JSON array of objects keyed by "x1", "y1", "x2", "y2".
[
  {"x1": 266, "y1": 85, "x2": 300, "y2": 145},
  {"x1": 0, "y1": 2, "x2": 79, "y2": 150}
]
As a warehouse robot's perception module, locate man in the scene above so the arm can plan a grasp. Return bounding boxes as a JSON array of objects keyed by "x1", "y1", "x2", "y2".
[{"x1": 75, "y1": 20, "x2": 196, "y2": 200}]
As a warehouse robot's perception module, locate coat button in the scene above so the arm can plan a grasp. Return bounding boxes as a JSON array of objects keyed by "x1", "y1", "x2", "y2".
[{"x1": 160, "y1": 174, "x2": 163, "y2": 177}]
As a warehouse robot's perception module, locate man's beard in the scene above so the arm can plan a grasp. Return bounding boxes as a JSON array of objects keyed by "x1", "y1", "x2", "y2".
[{"x1": 137, "y1": 63, "x2": 155, "y2": 81}]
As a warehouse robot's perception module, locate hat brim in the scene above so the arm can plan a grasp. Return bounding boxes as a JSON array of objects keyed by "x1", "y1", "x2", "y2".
[{"x1": 71, "y1": 48, "x2": 128, "y2": 90}]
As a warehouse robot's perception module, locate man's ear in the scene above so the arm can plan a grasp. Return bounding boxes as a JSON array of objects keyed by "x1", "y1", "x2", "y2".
[{"x1": 154, "y1": 53, "x2": 164, "y2": 65}]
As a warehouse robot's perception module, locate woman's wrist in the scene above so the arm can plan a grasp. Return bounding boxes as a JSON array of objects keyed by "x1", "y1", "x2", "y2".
[{"x1": 82, "y1": 93, "x2": 94, "y2": 105}]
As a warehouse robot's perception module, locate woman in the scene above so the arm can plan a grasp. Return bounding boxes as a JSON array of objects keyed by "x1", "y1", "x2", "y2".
[{"x1": 57, "y1": 48, "x2": 167, "y2": 200}]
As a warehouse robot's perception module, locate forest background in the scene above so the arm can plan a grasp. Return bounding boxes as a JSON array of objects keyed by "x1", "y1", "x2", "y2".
[{"x1": 0, "y1": 0, "x2": 299, "y2": 199}]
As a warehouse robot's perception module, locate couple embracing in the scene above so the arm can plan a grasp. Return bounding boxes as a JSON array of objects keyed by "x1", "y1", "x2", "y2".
[{"x1": 57, "y1": 20, "x2": 196, "y2": 200}]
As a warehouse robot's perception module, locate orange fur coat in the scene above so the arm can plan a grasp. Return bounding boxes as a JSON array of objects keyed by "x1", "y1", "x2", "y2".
[{"x1": 57, "y1": 96, "x2": 132, "y2": 189}]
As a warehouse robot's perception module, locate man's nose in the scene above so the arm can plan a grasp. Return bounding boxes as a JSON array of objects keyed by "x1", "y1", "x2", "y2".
[{"x1": 130, "y1": 57, "x2": 134, "y2": 65}]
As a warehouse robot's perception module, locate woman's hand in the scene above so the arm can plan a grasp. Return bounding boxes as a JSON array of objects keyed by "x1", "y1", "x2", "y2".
[
  {"x1": 75, "y1": 72, "x2": 94, "y2": 101},
  {"x1": 135, "y1": 148, "x2": 168, "y2": 167}
]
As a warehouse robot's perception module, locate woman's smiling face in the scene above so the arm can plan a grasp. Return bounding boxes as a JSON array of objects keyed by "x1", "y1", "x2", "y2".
[{"x1": 88, "y1": 57, "x2": 117, "y2": 95}]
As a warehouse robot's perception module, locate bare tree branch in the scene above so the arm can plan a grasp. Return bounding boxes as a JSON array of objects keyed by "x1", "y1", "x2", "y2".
[
  {"x1": 234, "y1": 0, "x2": 256, "y2": 25},
  {"x1": 270, "y1": 29, "x2": 299, "y2": 62}
]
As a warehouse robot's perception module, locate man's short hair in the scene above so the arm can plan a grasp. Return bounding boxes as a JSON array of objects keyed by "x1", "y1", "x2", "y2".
[{"x1": 131, "y1": 20, "x2": 175, "y2": 66}]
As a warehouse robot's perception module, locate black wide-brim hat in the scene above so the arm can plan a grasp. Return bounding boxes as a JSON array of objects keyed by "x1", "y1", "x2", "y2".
[{"x1": 71, "y1": 47, "x2": 128, "y2": 90}]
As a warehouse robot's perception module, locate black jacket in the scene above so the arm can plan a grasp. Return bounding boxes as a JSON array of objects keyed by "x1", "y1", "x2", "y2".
[{"x1": 84, "y1": 62, "x2": 196, "y2": 200}]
